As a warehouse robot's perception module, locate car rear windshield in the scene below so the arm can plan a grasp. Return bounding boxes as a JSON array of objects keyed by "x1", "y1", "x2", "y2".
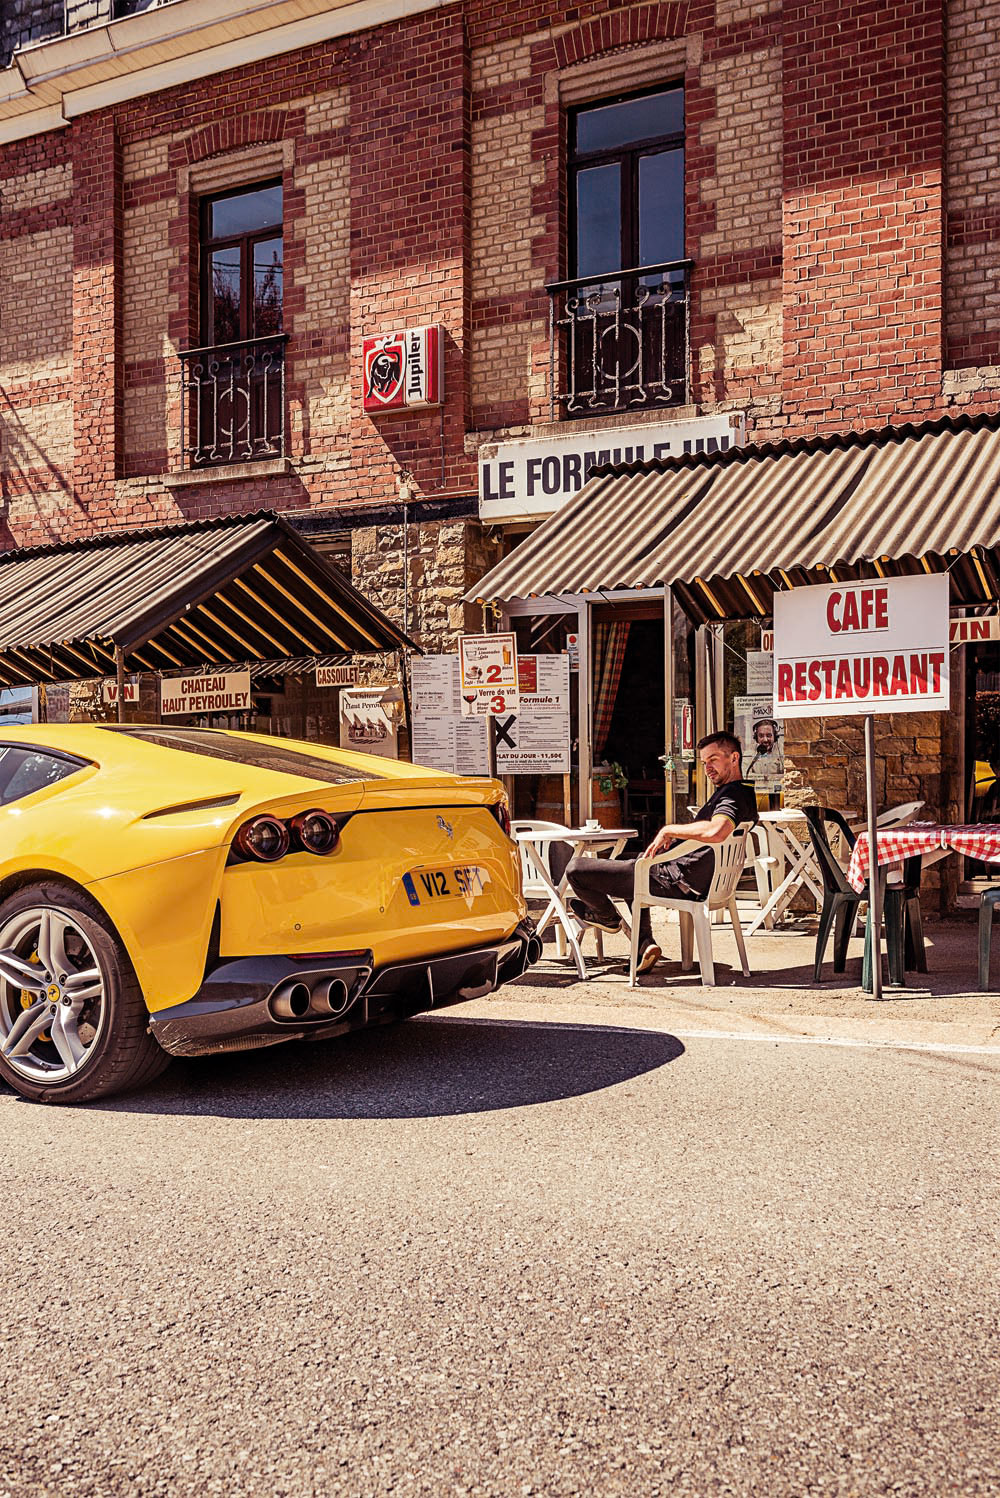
[{"x1": 102, "y1": 727, "x2": 387, "y2": 784}]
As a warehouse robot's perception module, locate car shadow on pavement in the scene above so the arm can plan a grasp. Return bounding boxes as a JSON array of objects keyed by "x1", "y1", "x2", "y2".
[{"x1": 95, "y1": 1015, "x2": 685, "y2": 1120}]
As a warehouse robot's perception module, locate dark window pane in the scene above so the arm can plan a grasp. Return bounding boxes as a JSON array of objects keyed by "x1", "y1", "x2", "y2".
[
  {"x1": 252, "y1": 237, "x2": 284, "y2": 337},
  {"x1": 209, "y1": 184, "x2": 282, "y2": 240},
  {"x1": 106, "y1": 728, "x2": 386, "y2": 783},
  {"x1": 209, "y1": 247, "x2": 241, "y2": 345},
  {"x1": 0, "y1": 747, "x2": 84, "y2": 806},
  {"x1": 575, "y1": 161, "x2": 621, "y2": 276},
  {"x1": 639, "y1": 148, "x2": 684, "y2": 267},
  {"x1": 574, "y1": 88, "x2": 683, "y2": 155}
]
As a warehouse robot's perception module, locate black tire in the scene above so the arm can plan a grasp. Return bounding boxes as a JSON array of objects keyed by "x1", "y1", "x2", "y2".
[{"x1": 0, "y1": 883, "x2": 170, "y2": 1104}]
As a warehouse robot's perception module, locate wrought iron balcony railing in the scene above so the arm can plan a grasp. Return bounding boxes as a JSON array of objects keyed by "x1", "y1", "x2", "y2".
[
  {"x1": 546, "y1": 259, "x2": 693, "y2": 419},
  {"x1": 179, "y1": 334, "x2": 288, "y2": 469}
]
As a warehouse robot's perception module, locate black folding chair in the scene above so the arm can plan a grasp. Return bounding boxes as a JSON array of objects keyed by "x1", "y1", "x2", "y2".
[
  {"x1": 802, "y1": 807, "x2": 867, "y2": 981},
  {"x1": 803, "y1": 807, "x2": 926, "y2": 985}
]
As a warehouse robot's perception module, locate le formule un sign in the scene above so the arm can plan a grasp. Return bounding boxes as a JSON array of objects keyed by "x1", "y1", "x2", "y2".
[
  {"x1": 773, "y1": 574, "x2": 949, "y2": 718},
  {"x1": 479, "y1": 414, "x2": 743, "y2": 522}
]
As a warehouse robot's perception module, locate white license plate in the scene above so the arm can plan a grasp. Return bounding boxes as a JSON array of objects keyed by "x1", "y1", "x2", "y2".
[{"x1": 402, "y1": 865, "x2": 489, "y2": 905}]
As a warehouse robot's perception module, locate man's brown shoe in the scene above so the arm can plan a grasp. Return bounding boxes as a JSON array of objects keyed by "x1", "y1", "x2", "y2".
[{"x1": 637, "y1": 942, "x2": 662, "y2": 975}]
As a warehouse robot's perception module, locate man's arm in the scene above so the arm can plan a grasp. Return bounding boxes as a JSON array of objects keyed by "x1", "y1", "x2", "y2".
[{"x1": 642, "y1": 813, "x2": 735, "y2": 860}]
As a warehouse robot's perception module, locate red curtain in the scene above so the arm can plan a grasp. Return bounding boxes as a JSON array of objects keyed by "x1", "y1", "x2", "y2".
[{"x1": 592, "y1": 621, "x2": 630, "y2": 760}]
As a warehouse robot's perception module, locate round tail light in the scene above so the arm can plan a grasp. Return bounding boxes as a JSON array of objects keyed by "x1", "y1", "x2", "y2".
[
  {"x1": 291, "y1": 809, "x2": 340, "y2": 855},
  {"x1": 234, "y1": 815, "x2": 290, "y2": 863}
]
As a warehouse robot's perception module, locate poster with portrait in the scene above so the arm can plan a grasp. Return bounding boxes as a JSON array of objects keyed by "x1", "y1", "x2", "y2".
[{"x1": 734, "y1": 695, "x2": 784, "y2": 793}]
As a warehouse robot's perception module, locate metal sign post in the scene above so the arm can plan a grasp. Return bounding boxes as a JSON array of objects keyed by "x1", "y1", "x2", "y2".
[{"x1": 864, "y1": 713, "x2": 882, "y2": 1001}]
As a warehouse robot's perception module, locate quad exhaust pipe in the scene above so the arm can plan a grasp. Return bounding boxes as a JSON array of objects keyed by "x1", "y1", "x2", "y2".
[
  {"x1": 270, "y1": 976, "x2": 357, "y2": 1022},
  {"x1": 526, "y1": 936, "x2": 542, "y2": 966}
]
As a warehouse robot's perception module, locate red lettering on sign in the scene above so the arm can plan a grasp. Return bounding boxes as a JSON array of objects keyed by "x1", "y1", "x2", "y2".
[
  {"x1": 928, "y1": 651, "x2": 945, "y2": 692},
  {"x1": 777, "y1": 664, "x2": 793, "y2": 701},
  {"x1": 827, "y1": 586, "x2": 889, "y2": 634},
  {"x1": 836, "y1": 660, "x2": 853, "y2": 698},
  {"x1": 853, "y1": 659, "x2": 871, "y2": 696},
  {"x1": 794, "y1": 662, "x2": 807, "y2": 697},
  {"x1": 909, "y1": 653, "x2": 928, "y2": 694},
  {"x1": 807, "y1": 660, "x2": 823, "y2": 700},
  {"x1": 872, "y1": 657, "x2": 889, "y2": 694},
  {"x1": 890, "y1": 655, "x2": 909, "y2": 695}
]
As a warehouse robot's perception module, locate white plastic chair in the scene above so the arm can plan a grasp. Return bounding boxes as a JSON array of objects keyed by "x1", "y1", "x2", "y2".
[
  {"x1": 876, "y1": 800, "x2": 925, "y2": 830},
  {"x1": 628, "y1": 821, "x2": 754, "y2": 987},
  {"x1": 511, "y1": 819, "x2": 573, "y2": 901}
]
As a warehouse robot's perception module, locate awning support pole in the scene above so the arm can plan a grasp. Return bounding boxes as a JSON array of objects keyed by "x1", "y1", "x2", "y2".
[
  {"x1": 864, "y1": 712, "x2": 882, "y2": 1002},
  {"x1": 663, "y1": 586, "x2": 675, "y2": 825},
  {"x1": 115, "y1": 646, "x2": 126, "y2": 725}
]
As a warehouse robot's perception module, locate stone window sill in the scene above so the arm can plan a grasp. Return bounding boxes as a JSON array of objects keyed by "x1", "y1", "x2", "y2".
[{"x1": 161, "y1": 458, "x2": 292, "y2": 488}]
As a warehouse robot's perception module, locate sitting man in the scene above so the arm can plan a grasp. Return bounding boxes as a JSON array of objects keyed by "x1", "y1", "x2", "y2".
[{"x1": 565, "y1": 731, "x2": 758, "y2": 974}]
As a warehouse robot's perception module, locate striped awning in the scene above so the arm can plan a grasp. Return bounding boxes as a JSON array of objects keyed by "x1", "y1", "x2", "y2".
[
  {"x1": 0, "y1": 512, "x2": 415, "y2": 687},
  {"x1": 467, "y1": 411, "x2": 1000, "y2": 622}
]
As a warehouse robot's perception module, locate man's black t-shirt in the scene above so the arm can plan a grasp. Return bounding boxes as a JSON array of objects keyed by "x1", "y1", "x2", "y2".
[{"x1": 651, "y1": 779, "x2": 758, "y2": 899}]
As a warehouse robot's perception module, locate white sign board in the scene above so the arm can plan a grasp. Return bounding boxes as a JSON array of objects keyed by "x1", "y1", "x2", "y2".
[
  {"x1": 410, "y1": 656, "x2": 490, "y2": 776},
  {"x1": 316, "y1": 663, "x2": 358, "y2": 688},
  {"x1": 102, "y1": 679, "x2": 139, "y2": 705},
  {"x1": 161, "y1": 671, "x2": 251, "y2": 717},
  {"x1": 746, "y1": 651, "x2": 772, "y2": 695},
  {"x1": 479, "y1": 414, "x2": 744, "y2": 522},
  {"x1": 950, "y1": 614, "x2": 1000, "y2": 643},
  {"x1": 458, "y1": 632, "x2": 519, "y2": 716},
  {"x1": 773, "y1": 575, "x2": 949, "y2": 718},
  {"x1": 494, "y1": 655, "x2": 571, "y2": 774},
  {"x1": 339, "y1": 687, "x2": 398, "y2": 758}
]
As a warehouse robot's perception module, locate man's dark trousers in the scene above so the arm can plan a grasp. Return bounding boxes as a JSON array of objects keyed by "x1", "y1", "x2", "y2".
[{"x1": 564, "y1": 855, "x2": 702, "y2": 947}]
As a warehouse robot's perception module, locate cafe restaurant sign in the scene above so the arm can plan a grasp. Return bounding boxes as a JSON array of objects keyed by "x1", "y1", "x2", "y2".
[
  {"x1": 479, "y1": 413, "x2": 744, "y2": 523},
  {"x1": 773, "y1": 574, "x2": 949, "y2": 718},
  {"x1": 160, "y1": 671, "x2": 251, "y2": 716}
]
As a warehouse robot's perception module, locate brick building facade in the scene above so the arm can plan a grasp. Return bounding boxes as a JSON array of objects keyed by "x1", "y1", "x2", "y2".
[{"x1": 1, "y1": 0, "x2": 999, "y2": 865}]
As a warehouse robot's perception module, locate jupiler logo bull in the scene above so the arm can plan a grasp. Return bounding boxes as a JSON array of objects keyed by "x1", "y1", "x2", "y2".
[{"x1": 365, "y1": 341, "x2": 404, "y2": 405}]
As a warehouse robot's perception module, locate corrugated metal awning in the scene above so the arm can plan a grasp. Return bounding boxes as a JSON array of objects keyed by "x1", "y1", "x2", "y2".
[
  {"x1": 0, "y1": 512, "x2": 416, "y2": 687},
  {"x1": 467, "y1": 411, "x2": 1000, "y2": 622}
]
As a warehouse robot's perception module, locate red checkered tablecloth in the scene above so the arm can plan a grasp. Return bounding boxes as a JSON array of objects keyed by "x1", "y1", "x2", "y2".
[{"x1": 847, "y1": 823, "x2": 1000, "y2": 891}]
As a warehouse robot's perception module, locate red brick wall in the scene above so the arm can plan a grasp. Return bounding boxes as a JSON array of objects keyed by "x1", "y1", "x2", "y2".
[
  {"x1": 3, "y1": 0, "x2": 1000, "y2": 554},
  {"x1": 779, "y1": 0, "x2": 946, "y2": 433}
]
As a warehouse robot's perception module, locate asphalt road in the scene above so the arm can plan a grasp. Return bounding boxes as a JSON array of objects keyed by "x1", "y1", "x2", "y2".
[{"x1": 1, "y1": 1011, "x2": 997, "y2": 1497}]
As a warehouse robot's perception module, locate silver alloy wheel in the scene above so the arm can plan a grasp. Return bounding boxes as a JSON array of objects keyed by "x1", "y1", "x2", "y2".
[{"x1": 0, "y1": 906, "x2": 106, "y2": 1084}]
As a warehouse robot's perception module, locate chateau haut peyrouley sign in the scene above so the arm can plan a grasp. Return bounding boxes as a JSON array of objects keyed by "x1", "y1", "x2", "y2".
[
  {"x1": 773, "y1": 575, "x2": 949, "y2": 718},
  {"x1": 478, "y1": 413, "x2": 745, "y2": 522},
  {"x1": 160, "y1": 671, "x2": 252, "y2": 716},
  {"x1": 362, "y1": 325, "x2": 443, "y2": 413}
]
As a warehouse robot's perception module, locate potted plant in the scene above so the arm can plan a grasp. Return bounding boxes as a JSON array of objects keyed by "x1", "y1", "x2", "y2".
[{"x1": 592, "y1": 761, "x2": 628, "y2": 827}]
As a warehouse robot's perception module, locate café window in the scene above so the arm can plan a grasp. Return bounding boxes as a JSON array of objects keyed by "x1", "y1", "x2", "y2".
[
  {"x1": 179, "y1": 181, "x2": 286, "y2": 467},
  {"x1": 550, "y1": 84, "x2": 688, "y2": 416}
]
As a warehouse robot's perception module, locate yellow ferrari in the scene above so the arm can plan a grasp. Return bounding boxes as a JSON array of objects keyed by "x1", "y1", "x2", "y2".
[{"x1": 0, "y1": 725, "x2": 537, "y2": 1103}]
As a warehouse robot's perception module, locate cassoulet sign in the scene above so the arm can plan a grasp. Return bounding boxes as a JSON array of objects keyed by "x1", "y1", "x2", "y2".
[
  {"x1": 160, "y1": 671, "x2": 251, "y2": 716},
  {"x1": 773, "y1": 574, "x2": 949, "y2": 718}
]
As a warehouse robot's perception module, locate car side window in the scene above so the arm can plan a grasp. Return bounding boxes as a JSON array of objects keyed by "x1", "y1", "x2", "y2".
[{"x1": 0, "y1": 747, "x2": 83, "y2": 806}]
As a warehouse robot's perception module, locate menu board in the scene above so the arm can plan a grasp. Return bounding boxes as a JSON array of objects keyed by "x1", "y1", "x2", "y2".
[
  {"x1": 494, "y1": 655, "x2": 571, "y2": 774},
  {"x1": 410, "y1": 656, "x2": 490, "y2": 776}
]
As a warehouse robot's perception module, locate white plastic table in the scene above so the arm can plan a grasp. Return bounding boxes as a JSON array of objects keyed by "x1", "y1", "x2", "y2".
[
  {"x1": 747, "y1": 809, "x2": 824, "y2": 935},
  {"x1": 513, "y1": 824, "x2": 636, "y2": 979}
]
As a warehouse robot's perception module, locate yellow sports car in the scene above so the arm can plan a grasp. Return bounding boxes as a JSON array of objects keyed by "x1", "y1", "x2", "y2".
[{"x1": 0, "y1": 725, "x2": 537, "y2": 1103}]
